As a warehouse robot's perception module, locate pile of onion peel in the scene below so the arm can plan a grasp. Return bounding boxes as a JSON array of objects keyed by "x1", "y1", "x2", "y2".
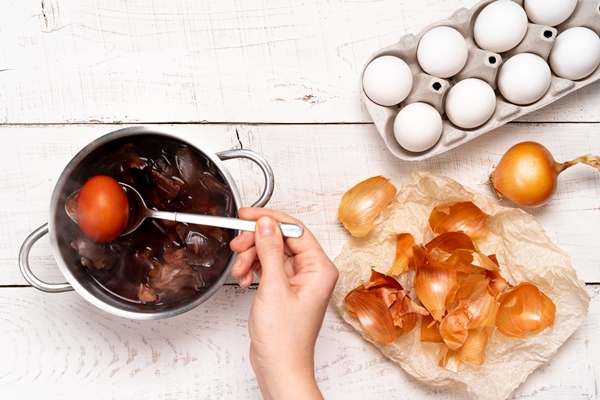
[
  {"x1": 490, "y1": 141, "x2": 600, "y2": 207},
  {"x1": 344, "y1": 269, "x2": 429, "y2": 344},
  {"x1": 338, "y1": 176, "x2": 397, "y2": 237},
  {"x1": 343, "y1": 200, "x2": 556, "y2": 372}
]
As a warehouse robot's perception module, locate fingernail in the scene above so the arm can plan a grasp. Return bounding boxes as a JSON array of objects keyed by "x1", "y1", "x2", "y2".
[
  {"x1": 241, "y1": 275, "x2": 251, "y2": 288},
  {"x1": 257, "y1": 217, "x2": 275, "y2": 236}
]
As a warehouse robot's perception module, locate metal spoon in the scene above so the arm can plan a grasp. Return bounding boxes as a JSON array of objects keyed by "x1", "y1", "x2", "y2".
[{"x1": 65, "y1": 182, "x2": 304, "y2": 238}]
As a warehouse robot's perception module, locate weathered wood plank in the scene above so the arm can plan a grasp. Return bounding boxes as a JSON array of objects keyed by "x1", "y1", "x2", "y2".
[
  {"x1": 1, "y1": 0, "x2": 599, "y2": 124},
  {"x1": 4, "y1": 124, "x2": 599, "y2": 287},
  {"x1": 3, "y1": 1, "x2": 599, "y2": 398},
  {"x1": 0, "y1": 284, "x2": 597, "y2": 399}
]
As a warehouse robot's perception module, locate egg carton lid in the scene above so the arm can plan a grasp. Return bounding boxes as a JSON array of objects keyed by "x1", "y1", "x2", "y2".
[{"x1": 362, "y1": 0, "x2": 600, "y2": 161}]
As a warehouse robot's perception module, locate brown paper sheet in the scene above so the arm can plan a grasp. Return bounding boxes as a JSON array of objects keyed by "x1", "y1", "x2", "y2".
[{"x1": 332, "y1": 171, "x2": 590, "y2": 400}]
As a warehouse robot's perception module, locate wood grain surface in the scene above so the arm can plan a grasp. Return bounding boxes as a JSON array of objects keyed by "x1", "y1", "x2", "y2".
[
  {"x1": 1, "y1": 286, "x2": 598, "y2": 399},
  {"x1": 1, "y1": 0, "x2": 599, "y2": 124},
  {"x1": 2, "y1": 0, "x2": 599, "y2": 398},
  {"x1": 6, "y1": 124, "x2": 599, "y2": 284}
]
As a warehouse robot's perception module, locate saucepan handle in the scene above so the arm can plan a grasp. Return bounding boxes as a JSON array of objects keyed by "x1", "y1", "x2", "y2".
[
  {"x1": 19, "y1": 223, "x2": 73, "y2": 293},
  {"x1": 216, "y1": 149, "x2": 275, "y2": 208}
]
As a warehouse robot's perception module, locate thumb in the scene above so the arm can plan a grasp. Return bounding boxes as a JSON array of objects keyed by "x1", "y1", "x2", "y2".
[{"x1": 254, "y1": 217, "x2": 288, "y2": 288}]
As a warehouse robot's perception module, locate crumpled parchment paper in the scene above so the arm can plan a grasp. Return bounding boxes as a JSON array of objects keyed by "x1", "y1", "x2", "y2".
[{"x1": 332, "y1": 171, "x2": 590, "y2": 400}]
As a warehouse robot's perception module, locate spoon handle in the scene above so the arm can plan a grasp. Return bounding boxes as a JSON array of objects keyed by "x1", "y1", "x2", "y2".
[{"x1": 151, "y1": 211, "x2": 304, "y2": 238}]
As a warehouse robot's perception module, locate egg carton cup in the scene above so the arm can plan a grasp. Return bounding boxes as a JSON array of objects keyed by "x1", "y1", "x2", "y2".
[{"x1": 362, "y1": 0, "x2": 600, "y2": 161}]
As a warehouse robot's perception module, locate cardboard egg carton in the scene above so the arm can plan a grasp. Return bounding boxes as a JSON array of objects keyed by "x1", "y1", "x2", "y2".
[{"x1": 362, "y1": 0, "x2": 600, "y2": 161}]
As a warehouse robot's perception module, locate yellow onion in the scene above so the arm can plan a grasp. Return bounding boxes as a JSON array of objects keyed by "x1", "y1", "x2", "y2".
[
  {"x1": 490, "y1": 141, "x2": 600, "y2": 207},
  {"x1": 387, "y1": 233, "x2": 416, "y2": 276},
  {"x1": 338, "y1": 176, "x2": 397, "y2": 237},
  {"x1": 429, "y1": 202, "x2": 491, "y2": 240},
  {"x1": 495, "y1": 282, "x2": 556, "y2": 338}
]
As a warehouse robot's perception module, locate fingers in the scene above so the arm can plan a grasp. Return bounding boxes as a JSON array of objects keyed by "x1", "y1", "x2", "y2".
[
  {"x1": 229, "y1": 214, "x2": 288, "y2": 288},
  {"x1": 233, "y1": 269, "x2": 252, "y2": 288},
  {"x1": 237, "y1": 207, "x2": 325, "y2": 257},
  {"x1": 230, "y1": 208, "x2": 336, "y2": 289},
  {"x1": 230, "y1": 230, "x2": 255, "y2": 253},
  {"x1": 253, "y1": 216, "x2": 288, "y2": 289},
  {"x1": 230, "y1": 246, "x2": 257, "y2": 287}
]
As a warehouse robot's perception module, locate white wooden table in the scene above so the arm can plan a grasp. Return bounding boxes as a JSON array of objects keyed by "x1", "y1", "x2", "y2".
[{"x1": 1, "y1": 0, "x2": 598, "y2": 398}]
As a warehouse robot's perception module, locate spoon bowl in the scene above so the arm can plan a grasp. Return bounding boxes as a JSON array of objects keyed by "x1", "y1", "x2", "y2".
[{"x1": 65, "y1": 182, "x2": 304, "y2": 238}]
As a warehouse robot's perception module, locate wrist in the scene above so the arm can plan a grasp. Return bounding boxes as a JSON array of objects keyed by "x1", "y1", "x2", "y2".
[
  {"x1": 250, "y1": 349, "x2": 323, "y2": 400},
  {"x1": 254, "y1": 366, "x2": 323, "y2": 400}
]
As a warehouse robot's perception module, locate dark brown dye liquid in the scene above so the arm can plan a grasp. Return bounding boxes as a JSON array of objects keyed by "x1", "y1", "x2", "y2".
[{"x1": 66, "y1": 138, "x2": 236, "y2": 305}]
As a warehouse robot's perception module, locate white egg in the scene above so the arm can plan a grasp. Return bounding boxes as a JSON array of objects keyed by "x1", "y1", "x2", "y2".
[
  {"x1": 445, "y1": 79, "x2": 496, "y2": 129},
  {"x1": 417, "y1": 26, "x2": 469, "y2": 78},
  {"x1": 498, "y1": 53, "x2": 551, "y2": 105},
  {"x1": 393, "y1": 102, "x2": 443, "y2": 152},
  {"x1": 474, "y1": 1, "x2": 528, "y2": 53},
  {"x1": 549, "y1": 27, "x2": 600, "y2": 81},
  {"x1": 524, "y1": 0, "x2": 577, "y2": 26},
  {"x1": 362, "y1": 56, "x2": 413, "y2": 106}
]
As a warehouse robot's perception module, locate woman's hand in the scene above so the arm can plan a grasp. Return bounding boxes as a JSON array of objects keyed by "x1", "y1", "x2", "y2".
[{"x1": 230, "y1": 207, "x2": 339, "y2": 400}]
